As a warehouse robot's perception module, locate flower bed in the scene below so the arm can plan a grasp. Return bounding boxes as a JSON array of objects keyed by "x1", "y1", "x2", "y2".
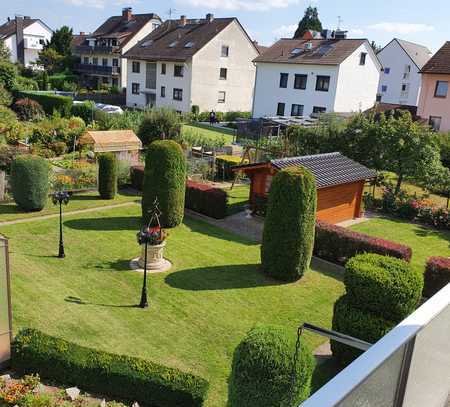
[{"x1": 364, "y1": 188, "x2": 450, "y2": 230}]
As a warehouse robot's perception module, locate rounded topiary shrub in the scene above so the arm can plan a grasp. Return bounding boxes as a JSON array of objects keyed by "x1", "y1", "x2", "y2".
[
  {"x1": 331, "y1": 295, "x2": 396, "y2": 366},
  {"x1": 10, "y1": 155, "x2": 49, "y2": 211},
  {"x1": 344, "y1": 253, "x2": 423, "y2": 321},
  {"x1": 142, "y1": 140, "x2": 186, "y2": 227},
  {"x1": 97, "y1": 153, "x2": 118, "y2": 199},
  {"x1": 261, "y1": 167, "x2": 317, "y2": 282},
  {"x1": 229, "y1": 325, "x2": 314, "y2": 407}
]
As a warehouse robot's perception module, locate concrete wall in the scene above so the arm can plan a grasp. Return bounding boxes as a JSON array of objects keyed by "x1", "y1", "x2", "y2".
[
  {"x1": 334, "y1": 42, "x2": 380, "y2": 112},
  {"x1": 377, "y1": 40, "x2": 425, "y2": 106},
  {"x1": 417, "y1": 73, "x2": 450, "y2": 131},
  {"x1": 190, "y1": 20, "x2": 258, "y2": 112},
  {"x1": 252, "y1": 62, "x2": 339, "y2": 117}
]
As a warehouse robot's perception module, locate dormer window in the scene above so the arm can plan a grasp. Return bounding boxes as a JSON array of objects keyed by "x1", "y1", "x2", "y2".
[
  {"x1": 291, "y1": 48, "x2": 302, "y2": 55},
  {"x1": 184, "y1": 42, "x2": 194, "y2": 48},
  {"x1": 169, "y1": 41, "x2": 178, "y2": 48}
]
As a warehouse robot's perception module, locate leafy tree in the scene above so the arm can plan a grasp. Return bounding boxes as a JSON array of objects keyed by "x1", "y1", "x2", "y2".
[
  {"x1": 0, "y1": 39, "x2": 11, "y2": 62},
  {"x1": 370, "y1": 41, "x2": 382, "y2": 53},
  {"x1": 293, "y1": 6, "x2": 323, "y2": 39},
  {"x1": 35, "y1": 48, "x2": 64, "y2": 74},
  {"x1": 0, "y1": 61, "x2": 18, "y2": 90},
  {"x1": 380, "y1": 111, "x2": 443, "y2": 194},
  {"x1": 137, "y1": 108, "x2": 182, "y2": 146},
  {"x1": 0, "y1": 85, "x2": 12, "y2": 106},
  {"x1": 45, "y1": 26, "x2": 73, "y2": 56}
]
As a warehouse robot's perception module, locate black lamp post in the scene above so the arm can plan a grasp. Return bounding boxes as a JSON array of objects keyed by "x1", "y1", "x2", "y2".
[
  {"x1": 52, "y1": 191, "x2": 70, "y2": 258},
  {"x1": 136, "y1": 197, "x2": 162, "y2": 309}
]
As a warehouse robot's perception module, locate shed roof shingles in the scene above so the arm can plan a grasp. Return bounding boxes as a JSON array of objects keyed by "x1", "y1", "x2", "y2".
[
  {"x1": 123, "y1": 18, "x2": 235, "y2": 62},
  {"x1": 421, "y1": 41, "x2": 450, "y2": 74},
  {"x1": 253, "y1": 38, "x2": 366, "y2": 65},
  {"x1": 236, "y1": 152, "x2": 376, "y2": 189}
]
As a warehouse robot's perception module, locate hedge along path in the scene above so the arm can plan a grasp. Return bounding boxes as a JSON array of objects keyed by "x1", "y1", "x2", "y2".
[{"x1": 0, "y1": 202, "x2": 138, "y2": 226}]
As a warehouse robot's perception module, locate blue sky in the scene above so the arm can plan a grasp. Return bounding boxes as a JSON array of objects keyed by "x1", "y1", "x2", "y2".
[{"x1": 2, "y1": 0, "x2": 449, "y2": 52}]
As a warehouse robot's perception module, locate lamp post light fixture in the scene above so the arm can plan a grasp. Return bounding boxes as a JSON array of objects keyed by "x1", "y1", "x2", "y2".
[
  {"x1": 52, "y1": 191, "x2": 70, "y2": 258},
  {"x1": 136, "y1": 197, "x2": 163, "y2": 309}
]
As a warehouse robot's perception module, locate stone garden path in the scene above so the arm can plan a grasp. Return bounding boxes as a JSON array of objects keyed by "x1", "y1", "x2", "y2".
[{"x1": 0, "y1": 202, "x2": 137, "y2": 226}]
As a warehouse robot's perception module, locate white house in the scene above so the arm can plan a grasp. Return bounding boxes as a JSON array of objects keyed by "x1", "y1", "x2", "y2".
[
  {"x1": 123, "y1": 14, "x2": 260, "y2": 112},
  {"x1": 73, "y1": 8, "x2": 161, "y2": 90},
  {"x1": 377, "y1": 38, "x2": 432, "y2": 106},
  {"x1": 0, "y1": 16, "x2": 52, "y2": 68},
  {"x1": 252, "y1": 37, "x2": 381, "y2": 118}
]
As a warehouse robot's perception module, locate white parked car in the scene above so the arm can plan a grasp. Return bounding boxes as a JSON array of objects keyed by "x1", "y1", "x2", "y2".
[{"x1": 95, "y1": 103, "x2": 124, "y2": 114}]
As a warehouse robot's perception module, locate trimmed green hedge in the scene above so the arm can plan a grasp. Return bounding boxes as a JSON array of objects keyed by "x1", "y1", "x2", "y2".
[
  {"x1": 97, "y1": 153, "x2": 117, "y2": 199},
  {"x1": 12, "y1": 328, "x2": 209, "y2": 407},
  {"x1": 229, "y1": 325, "x2": 314, "y2": 407},
  {"x1": 261, "y1": 167, "x2": 317, "y2": 281},
  {"x1": 15, "y1": 91, "x2": 73, "y2": 117},
  {"x1": 344, "y1": 253, "x2": 423, "y2": 321},
  {"x1": 142, "y1": 140, "x2": 186, "y2": 227},
  {"x1": 10, "y1": 155, "x2": 49, "y2": 211},
  {"x1": 331, "y1": 295, "x2": 396, "y2": 366}
]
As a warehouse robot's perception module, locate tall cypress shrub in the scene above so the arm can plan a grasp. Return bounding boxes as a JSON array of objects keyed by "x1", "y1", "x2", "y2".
[
  {"x1": 97, "y1": 153, "x2": 117, "y2": 199},
  {"x1": 142, "y1": 140, "x2": 186, "y2": 227},
  {"x1": 261, "y1": 167, "x2": 317, "y2": 281},
  {"x1": 10, "y1": 155, "x2": 49, "y2": 211}
]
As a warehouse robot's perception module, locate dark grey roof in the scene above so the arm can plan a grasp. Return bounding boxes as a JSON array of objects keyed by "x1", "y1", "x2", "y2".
[
  {"x1": 270, "y1": 152, "x2": 376, "y2": 188},
  {"x1": 396, "y1": 39, "x2": 432, "y2": 69}
]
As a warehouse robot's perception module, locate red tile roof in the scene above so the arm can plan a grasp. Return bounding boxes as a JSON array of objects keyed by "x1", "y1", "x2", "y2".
[{"x1": 420, "y1": 41, "x2": 450, "y2": 74}]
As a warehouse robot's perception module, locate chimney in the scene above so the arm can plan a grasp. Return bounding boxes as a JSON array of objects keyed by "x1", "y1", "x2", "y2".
[
  {"x1": 206, "y1": 13, "x2": 214, "y2": 23},
  {"x1": 334, "y1": 30, "x2": 348, "y2": 39},
  {"x1": 179, "y1": 15, "x2": 187, "y2": 26},
  {"x1": 15, "y1": 16, "x2": 25, "y2": 65},
  {"x1": 122, "y1": 7, "x2": 132, "y2": 22}
]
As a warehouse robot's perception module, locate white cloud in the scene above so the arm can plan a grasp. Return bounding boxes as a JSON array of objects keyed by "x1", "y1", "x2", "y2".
[
  {"x1": 179, "y1": 0, "x2": 299, "y2": 11},
  {"x1": 64, "y1": 0, "x2": 140, "y2": 9},
  {"x1": 273, "y1": 24, "x2": 297, "y2": 38},
  {"x1": 368, "y1": 22, "x2": 434, "y2": 34},
  {"x1": 349, "y1": 28, "x2": 364, "y2": 36}
]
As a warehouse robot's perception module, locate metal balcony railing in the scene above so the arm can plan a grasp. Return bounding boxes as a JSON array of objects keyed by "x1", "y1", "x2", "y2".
[
  {"x1": 75, "y1": 64, "x2": 120, "y2": 76},
  {"x1": 74, "y1": 45, "x2": 119, "y2": 55}
]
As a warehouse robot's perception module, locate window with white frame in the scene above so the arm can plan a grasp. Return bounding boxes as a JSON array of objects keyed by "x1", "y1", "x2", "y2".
[
  {"x1": 218, "y1": 91, "x2": 226, "y2": 103},
  {"x1": 173, "y1": 88, "x2": 183, "y2": 101},
  {"x1": 131, "y1": 83, "x2": 140, "y2": 95},
  {"x1": 221, "y1": 45, "x2": 229, "y2": 57}
]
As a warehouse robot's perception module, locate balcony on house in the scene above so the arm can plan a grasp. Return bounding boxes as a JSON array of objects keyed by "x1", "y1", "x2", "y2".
[
  {"x1": 75, "y1": 64, "x2": 120, "y2": 76},
  {"x1": 74, "y1": 45, "x2": 120, "y2": 55}
]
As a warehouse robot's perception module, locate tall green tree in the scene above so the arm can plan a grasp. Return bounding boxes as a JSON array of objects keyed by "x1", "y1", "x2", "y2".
[
  {"x1": 293, "y1": 6, "x2": 323, "y2": 39},
  {"x1": 35, "y1": 48, "x2": 64, "y2": 74},
  {"x1": 0, "y1": 40, "x2": 11, "y2": 62},
  {"x1": 45, "y1": 26, "x2": 73, "y2": 56}
]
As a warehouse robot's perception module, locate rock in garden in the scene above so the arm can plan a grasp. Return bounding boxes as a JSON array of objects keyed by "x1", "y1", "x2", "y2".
[
  {"x1": 0, "y1": 374, "x2": 11, "y2": 382},
  {"x1": 132, "y1": 402, "x2": 140, "y2": 407},
  {"x1": 65, "y1": 387, "x2": 80, "y2": 401},
  {"x1": 100, "y1": 399, "x2": 106, "y2": 407}
]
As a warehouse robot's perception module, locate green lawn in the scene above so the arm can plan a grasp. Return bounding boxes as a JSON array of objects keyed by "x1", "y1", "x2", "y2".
[
  {"x1": 2, "y1": 205, "x2": 344, "y2": 406},
  {"x1": 351, "y1": 217, "x2": 450, "y2": 273},
  {"x1": 182, "y1": 124, "x2": 235, "y2": 145},
  {"x1": 224, "y1": 184, "x2": 250, "y2": 215},
  {"x1": 0, "y1": 190, "x2": 140, "y2": 223}
]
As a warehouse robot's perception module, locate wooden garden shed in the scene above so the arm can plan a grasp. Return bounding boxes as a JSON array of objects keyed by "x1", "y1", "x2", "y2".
[
  {"x1": 78, "y1": 130, "x2": 142, "y2": 163},
  {"x1": 233, "y1": 152, "x2": 376, "y2": 224}
]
